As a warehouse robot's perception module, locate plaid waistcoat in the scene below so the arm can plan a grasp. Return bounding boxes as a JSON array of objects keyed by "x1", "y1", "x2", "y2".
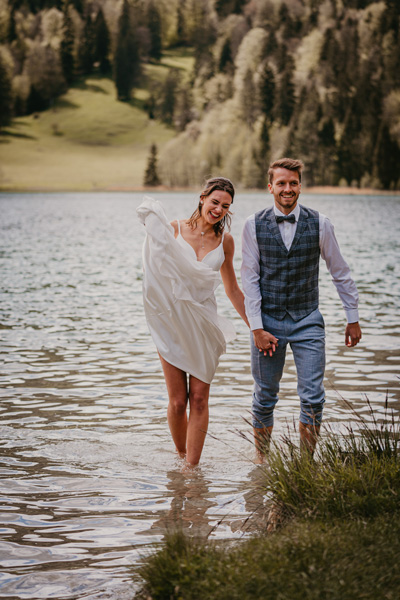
[{"x1": 255, "y1": 205, "x2": 320, "y2": 321}]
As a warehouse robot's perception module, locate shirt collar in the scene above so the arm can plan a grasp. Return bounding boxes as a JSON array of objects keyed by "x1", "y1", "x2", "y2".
[{"x1": 274, "y1": 203, "x2": 300, "y2": 221}]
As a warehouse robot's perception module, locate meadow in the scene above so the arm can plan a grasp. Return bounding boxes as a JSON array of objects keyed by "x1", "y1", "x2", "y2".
[{"x1": 0, "y1": 49, "x2": 193, "y2": 191}]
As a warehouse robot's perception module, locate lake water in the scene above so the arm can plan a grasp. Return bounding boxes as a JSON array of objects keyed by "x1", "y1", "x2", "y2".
[{"x1": 1, "y1": 191, "x2": 399, "y2": 599}]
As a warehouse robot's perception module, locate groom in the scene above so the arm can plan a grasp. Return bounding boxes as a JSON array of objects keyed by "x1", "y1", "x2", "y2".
[{"x1": 241, "y1": 158, "x2": 362, "y2": 455}]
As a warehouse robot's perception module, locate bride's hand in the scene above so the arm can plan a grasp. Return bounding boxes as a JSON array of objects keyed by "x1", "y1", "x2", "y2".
[{"x1": 252, "y1": 329, "x2": 279, "y2": 357}]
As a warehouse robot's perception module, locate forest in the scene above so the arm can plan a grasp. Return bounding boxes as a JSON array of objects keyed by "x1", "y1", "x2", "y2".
[{"x1": 0, "y1": 0, "x2": 400, "y2": 189}]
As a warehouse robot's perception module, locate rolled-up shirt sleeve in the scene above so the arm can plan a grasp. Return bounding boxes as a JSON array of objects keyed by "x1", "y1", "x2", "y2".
[
  {"x1": 319, "y1": 214, "x2": 359, "y2": 323},
  {"x1": 241, "y1": 215, "x2": 264, "y2": 331}
]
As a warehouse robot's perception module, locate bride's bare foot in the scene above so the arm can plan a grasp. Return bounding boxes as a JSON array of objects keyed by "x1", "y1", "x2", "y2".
[{"x1": 180, "y1": 460, "x2": 200, "y2": 473}]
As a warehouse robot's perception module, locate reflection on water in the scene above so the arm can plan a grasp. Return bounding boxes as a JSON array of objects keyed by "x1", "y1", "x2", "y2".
[{"x1": 0, "y1": 192, "x2": 399, "y2": 599}]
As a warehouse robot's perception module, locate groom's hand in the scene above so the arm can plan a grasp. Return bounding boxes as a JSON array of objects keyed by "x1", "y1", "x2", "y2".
[
  {"x1": 253, "y1": 329, "x2": 279, "y2": 357},
  {"x1": 345, "y1": 322, "x2": 362, "y2": 347}
]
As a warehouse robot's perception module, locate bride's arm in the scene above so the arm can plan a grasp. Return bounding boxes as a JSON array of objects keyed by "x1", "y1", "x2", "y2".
[{"x1": 220, "y1": 233, "x2": 249, "y2": 327}]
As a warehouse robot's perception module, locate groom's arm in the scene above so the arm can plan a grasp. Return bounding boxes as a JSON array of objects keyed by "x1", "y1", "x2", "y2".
[{"x1": 319, "y1": 214, "x2": 362, "y2": 347}]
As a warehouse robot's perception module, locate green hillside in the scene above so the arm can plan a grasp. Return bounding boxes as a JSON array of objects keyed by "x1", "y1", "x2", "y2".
[
  {"x1": 0, "y1": 50, "x2": 193, "y2": 191},
  {"x1": 1, "y1": 0, "x2": 400, "y2": 190}
]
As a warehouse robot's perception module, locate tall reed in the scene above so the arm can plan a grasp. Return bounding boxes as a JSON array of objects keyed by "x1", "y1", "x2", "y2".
[{"x1": 260, "y1": 396, "x2": 400, "y2": 521}]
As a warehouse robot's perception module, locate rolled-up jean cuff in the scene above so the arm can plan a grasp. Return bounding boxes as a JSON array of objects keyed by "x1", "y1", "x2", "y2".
[
  {"x1": 299, "y1": 402, "x2": 324, "y2": 426},
  {"x1": 252, "y1": 394, "x2": 275, "y2": 428}
]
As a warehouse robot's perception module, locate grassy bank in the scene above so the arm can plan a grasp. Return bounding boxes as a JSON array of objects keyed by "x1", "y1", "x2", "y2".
[
  {"x1": 137, "y1": 516, "x2": 399, "y2": 600},
  {"x1": 0, "y1": 50, "x2": 193, "y2": 192},
  {"x1": 136, "y1": 406, "x2": 400, "y2": 599}
]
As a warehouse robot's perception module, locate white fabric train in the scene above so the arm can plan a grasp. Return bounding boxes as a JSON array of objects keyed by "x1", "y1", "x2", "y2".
[{"x1": 137, "y1": 196, "x2": 235, "y2": 384}]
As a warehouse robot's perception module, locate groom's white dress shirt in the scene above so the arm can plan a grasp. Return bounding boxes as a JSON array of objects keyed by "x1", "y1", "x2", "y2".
[{"x1": 241, "y1": 204, "x2": 359, "y2": 331}]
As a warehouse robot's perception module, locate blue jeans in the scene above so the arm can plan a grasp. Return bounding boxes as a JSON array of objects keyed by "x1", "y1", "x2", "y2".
[{"x1": 251, "y1": 309, "x2": 326, "y2": 429}]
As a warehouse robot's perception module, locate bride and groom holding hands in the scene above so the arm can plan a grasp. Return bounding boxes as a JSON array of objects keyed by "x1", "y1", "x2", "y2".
[{"x1": 138, "y1": 157, "x2": 362, "y2": 466}]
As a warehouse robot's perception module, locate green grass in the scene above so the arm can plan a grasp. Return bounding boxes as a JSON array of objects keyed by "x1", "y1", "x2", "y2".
[
  {"x1": 260, "y1": 399, "x2": 400, "y2": 521},
  {"x1": 0, "y1": 49, "x2": 194, "y2": 191},
  {"x1": 135, "y1": 403, "x2": 400, "y2": 599},
  {"x1": 137, "y1": 516, "x2": 400, "y2": 600}
]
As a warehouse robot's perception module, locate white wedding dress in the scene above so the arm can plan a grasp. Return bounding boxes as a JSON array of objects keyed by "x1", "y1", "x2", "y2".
[{"x1": 137, "y1": 197, "x2": 235, "y2": 384}]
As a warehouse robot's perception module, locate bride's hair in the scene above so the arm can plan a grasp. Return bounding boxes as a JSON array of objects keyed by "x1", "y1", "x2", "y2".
[{"x1": 187, "y1": 176, "x2": 235, "y2": 235}]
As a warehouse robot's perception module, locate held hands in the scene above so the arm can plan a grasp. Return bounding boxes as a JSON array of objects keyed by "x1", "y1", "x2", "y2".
[
  {"x1": 345, "y1": 322, "x2": 362, "y2": 347},
  {"x1": 253, "y1": 329, "x2": 279, "y2": 357}
]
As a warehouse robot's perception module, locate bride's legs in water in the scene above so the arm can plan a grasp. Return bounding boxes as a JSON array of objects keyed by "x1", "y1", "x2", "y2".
[
  {"x1": 187, "y1": 375, "x2": 210, "y2": 466},
  {"x1": 159, "y1": 356, "x2": 210, "y2": 465},
  {"x1": 159, "y1": 356, "x2": 188, "y2": 458}
]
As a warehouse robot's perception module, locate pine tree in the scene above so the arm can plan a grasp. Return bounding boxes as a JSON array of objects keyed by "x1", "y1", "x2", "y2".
[
  {"x1": 176, "y1": 0, "x2": 186, "y2": 46},
  {"x1": 147, "y1": 0, "x2": 162, "y2": 61},
  {"x1": 114, "y1": 0, "x2": 141, "y2": 101},
  {"x1": 0, "y1": 54, "x2": 13, "y2": 129},
  {"x1": 240, "y1": 69, "x2": 257, "y2": 126},
  {"x1": 79, "y1": 11, "x2": 96, "y2": 75},
  {"x1": 275, "y1": 57, "x2": 296, "y2": 126},
  {"x1": 144, "y1": 144, "x2": 161, "y2": 186},
  {"x1": 174, "y1": 84, "x2": 193, "y2": 131},
  {"x1": 94, "y1": 7, "x2": 110, "y2": 74},
  {"x1": 219, "y1": 38, "x2": 233, "y2": 73},
  {"x1": 61, "y1": 2, "x2": 75, "y2": 84},
  {"x1": 159, "y1": 68, "x2": 180, "y2": 125},
  {"x1": 259, "y1": 63, "x2": 275, "y2": 124},
  {"x1": 215, "y1": 0, "x2": 246, "y2": 17},
  {"x1": 192, "y1": 0, "x2": 216, "y2": 76}
]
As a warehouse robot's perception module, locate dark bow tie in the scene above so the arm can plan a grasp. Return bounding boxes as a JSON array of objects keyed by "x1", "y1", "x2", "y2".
[{"x1": 276, "y1": 214, "x2": 296, "y2": 224}]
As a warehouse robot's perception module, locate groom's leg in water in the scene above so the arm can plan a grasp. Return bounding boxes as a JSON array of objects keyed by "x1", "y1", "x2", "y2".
[
  {"x1": 250, "y1": 321, "x2": 287, "y2": 460},
  {"x1": 290, "y1": 309, "x2": 325, "y2": 455}
]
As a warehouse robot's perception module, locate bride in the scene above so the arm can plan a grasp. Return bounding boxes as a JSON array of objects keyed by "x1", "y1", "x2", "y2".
[{"x1": 137, "y1": 177, "x2": 248, "y2": 466}]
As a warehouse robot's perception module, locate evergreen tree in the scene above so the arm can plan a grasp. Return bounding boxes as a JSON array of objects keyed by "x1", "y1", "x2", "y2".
[
  {"x1": 8, "y1": 7, "x2": 17, "y2": 42},
  {"x1": 279, "y1": 3, "x2": 294, "y2": 39},
  {"x1": 215, "y1": 0, "x2": 247, "y2": 17},
  {"x1": 78, "y1": 11, "x2": 96, "y2": 75},
  {"x1": 159, "y1": 68, "x2": 180, "y2": 125},
  {"x1": 275, "y1": 58, "x2": 296, "y2": 126},
  {"x1": 240, "y1": 69, "x2": 257, "y2": 126},
  {"x1": 174, "y1": 84, "x2": 193, "y2": 131},
  {"x1": 114, "y1": 0, "x2": 141, "y2": 101},
  {"x1": 259, "y1": 63, "x2": 275, "y2": 124},
  {"x1": 25, "y1": 43, "x2": 67, "y2": 112},
  {"x1": 144, "y1": 144, "x2": 161, "y2": 186},
  {"x1": 61, "y1": 2, "x2": 75, "y2": 84},
  {"x1": 0, "y1": 54, "x2": 13, "y2": 128},
  {"x1": 286, "y1": 85, "x2": 321, "y2": 185},
  {"x1": 258, "y1": 117, "x2": 271, "y2": 186},
  {"x1": 147, "y1": 0, "x2": 162, "y2": 61},
  {"x1": 337, "y1": 107, "x2": 365, "y2": 186},
  {"x1": 275, "y1": 42, "x2": 289, "y2": 74},
  {"x1": 192, "y1": 0, "x2": 216, "y2": 76},
  {"x1": 262, "y1": 30, "x2": 278, "y2": 60},
  {"x1": 94, "y1": 7, "x2": 110, "y2": 74},
  {"x1": 218, "y1": 38, "x2": 233, "y2": 73},
  {"x1": 377, "y1": 126, "x2": 400, "y2": 189},
  {"x1": 176, "y1": 0, "x2": 186, "y2": 46}
]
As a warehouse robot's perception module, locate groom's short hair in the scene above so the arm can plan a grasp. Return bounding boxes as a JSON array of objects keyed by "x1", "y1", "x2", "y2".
[{"x1": 268, "y1": 158, "x2": 304, "y2": 184}]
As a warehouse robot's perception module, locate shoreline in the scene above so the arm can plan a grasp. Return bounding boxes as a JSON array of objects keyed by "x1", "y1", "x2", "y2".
[{"x1": 1, "y1": 184, "x2": 399, "y2": 196}]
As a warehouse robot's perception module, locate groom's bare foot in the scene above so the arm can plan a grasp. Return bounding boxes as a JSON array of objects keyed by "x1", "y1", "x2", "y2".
[{"x1": 253, "y1": 426, "x2": 273, "y2": 462}]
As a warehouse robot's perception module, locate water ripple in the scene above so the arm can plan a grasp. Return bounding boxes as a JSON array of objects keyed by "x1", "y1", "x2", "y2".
[{"x1": 0, "y1": 192, "x2": 399, "y2": 598}]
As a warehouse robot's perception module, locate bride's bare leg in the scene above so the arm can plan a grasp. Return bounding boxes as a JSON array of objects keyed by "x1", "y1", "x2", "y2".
[
  {"x1": 159, "y1": 355, "x2": 188, "y2": 457},
  {"x1": 186, "y1": 375, "x2": 210, "y2": 466}
]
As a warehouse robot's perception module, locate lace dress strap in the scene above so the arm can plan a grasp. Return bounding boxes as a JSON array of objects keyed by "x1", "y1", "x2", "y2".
[{"x1": 177, "y1": 219, "x2": 181, "y2": 235}]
